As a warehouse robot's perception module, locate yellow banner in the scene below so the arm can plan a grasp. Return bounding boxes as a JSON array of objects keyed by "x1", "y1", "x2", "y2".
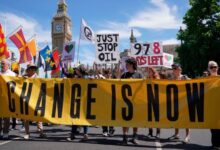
[{"x1": 0, "y1": 75, "x2": 220, "y2": 129}]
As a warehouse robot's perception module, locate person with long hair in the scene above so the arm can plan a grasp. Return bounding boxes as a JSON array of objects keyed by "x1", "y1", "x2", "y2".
[
  {"x1": 208, "y1": 61, "x2": 220, "y2": 149},
  {"x1": 145, "y1": 67, "x2": 160, "y2": 138}
]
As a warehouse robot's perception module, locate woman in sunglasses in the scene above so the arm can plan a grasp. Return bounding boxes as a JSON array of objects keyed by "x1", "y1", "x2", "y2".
[{"x1": 208, "y1": 61, "x2": 220, "y2": 149}]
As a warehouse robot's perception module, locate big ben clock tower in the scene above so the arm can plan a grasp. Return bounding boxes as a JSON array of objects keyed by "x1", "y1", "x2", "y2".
[{"x1": 52, "y1": 0, "x2": 72, "y2": 54}]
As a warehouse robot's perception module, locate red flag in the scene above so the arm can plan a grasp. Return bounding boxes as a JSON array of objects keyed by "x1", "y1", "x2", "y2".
[
  {"x1": 0, "y1": 23, "x2": 10, "y2": 60},
  {"x1": 9, "y1": 27, "x2": 32, "y2": 64},
  {"x1": 51, "y1": 50, "x2": 60, "y2": 75}
]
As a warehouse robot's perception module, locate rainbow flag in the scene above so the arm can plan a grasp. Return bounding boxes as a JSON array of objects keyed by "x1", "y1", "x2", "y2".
[
  {"x1": 9, "y1": 27, "x2": 32, "y2": 64},
  {"x1": 0, "y1": 23, "x2": 10, "y2": 60}
]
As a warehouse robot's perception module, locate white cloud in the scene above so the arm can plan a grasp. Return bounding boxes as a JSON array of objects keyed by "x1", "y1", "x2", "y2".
[
  {"x1": 96, "y1": 21, "x2": 142, "y2": 40},
  {"x1": 162, "y1": 38, "x2": 180, "y2": 45},
  {"x1": 0, "y1": 12, "x2": 51, "y2": 44},
  {"x1": 78, "y1": 47, "x2": 95, "y2": 65},
  {"x1": 128, "y1": 0, "x2": 183, "y2": 29}
]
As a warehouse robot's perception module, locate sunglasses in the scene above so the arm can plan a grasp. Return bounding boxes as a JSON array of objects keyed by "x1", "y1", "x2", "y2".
[
  {"x1": 172, "y1": 67, "x2": 178, "y2": 70},
  {"x1": 210, "y1": 66, "x2": 218, "y2": 69}
]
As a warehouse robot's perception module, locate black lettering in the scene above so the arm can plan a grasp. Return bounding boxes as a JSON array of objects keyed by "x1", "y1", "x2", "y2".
[
  {"x1": 111, "y1": 53, "x2": 116, "y2": 61},
  {"x1": 111, "y1": 84, "x2": 116, "y2": 120},
  {"x1": 52, "y1": 83, "x2": 64, "y2": 118},
  {"x1": 70, "y1": 84, "x2": 81, "y2": 118},
  {"x1": 105, "y1": 53, "x2": 110, "y2": 61},
  {"x1": 34, "y1": 83, "x2": 46, "y2": 117},
  {"x1": 7, "y1": 81, "x2": 16, "y2": 112},
  {"x1": 107, "y1": 34, "x2": 113, "y2": 42},
  {"x1": 20, "y1": 82, "x2": 32, "y2": 115},
  {"x1": 186, "y1": 83, "x2": 204, "y2": 122},
  {"x1": 121, "y1": 84, "x2": 133, "y2": 121},
  {"x1": 98, "y1": 43, "x2": 104, "y2": 51},
  {"x1": 147, "y1": 84, "x2": 159, "y2": 121},
  {"x1": 99, "y1": 53, "x2": 105, "y2": 61},
  {"x1": 86, "y1": 84, "x2": 97, "y2": 120},
  {"x1": 166, "y1": 84, "x2": 179, "y2": 121},
  {"x1": 97, "y1": 35, "x2": 101, "y2": 42}
]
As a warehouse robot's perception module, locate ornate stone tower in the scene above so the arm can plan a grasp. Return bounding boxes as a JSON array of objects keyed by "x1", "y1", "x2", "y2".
[
  {"x1": 52, "y1": 0, "x2": 72, "y2": 54},
  {"x1": 130, "y1": 29, "x2": 137, "y2": 43}
]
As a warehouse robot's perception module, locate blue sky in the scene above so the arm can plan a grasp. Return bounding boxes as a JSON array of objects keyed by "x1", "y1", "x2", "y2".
[{"x1": 0, "y1": 0, "x2": 189, "y2": 69}]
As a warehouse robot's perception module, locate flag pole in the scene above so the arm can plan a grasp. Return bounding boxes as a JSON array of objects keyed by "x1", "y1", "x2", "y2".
[
  {"x1": 77, "y1": 18, "x2": 82, "y2": 65},
  {"x1": 6, "y1": 25, "x2": 22, "y2": 38}
]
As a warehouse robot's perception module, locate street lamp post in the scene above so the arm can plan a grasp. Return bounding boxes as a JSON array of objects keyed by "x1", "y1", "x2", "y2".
[{"x1": 179, "y1": 26, "x2": 183, "y2": 46}]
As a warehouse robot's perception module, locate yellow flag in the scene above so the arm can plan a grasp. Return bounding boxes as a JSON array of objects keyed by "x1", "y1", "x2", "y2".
[
  {"x1": 11, "y1": 61, "x2": 19, "y2": 72},
  {"x1": 27, "y1": 38, "x2": 37, "y2": 56}
]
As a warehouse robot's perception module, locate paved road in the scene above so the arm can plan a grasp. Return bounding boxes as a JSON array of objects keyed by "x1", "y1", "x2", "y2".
[{"x1": 0, "y1": 124, "x2": 212, "y2": 150}]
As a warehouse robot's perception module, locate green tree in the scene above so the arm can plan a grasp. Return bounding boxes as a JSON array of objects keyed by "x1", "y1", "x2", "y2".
[{"x1": 176, "y1": 0, "x2": 220, "y2": 77}]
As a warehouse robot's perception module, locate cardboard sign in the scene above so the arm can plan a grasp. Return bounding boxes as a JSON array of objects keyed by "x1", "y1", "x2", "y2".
[
  {"x1": 163, "y1": 52, "x2": 174, "y2": 69},
  {"x1": 61, "y1": 41, "x2": 75, "y2": 62},
  {"x1": 131, "y1": 42, "x2": 163, "y2": 67},
  {"x1": 95, "y1": 34, "x2": 120, "y2": 64}
]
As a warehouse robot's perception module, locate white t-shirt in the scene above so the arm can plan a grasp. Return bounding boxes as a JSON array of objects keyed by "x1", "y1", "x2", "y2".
[{"x1": 1, "y1": 69, "x2": 16, "y2": 77}]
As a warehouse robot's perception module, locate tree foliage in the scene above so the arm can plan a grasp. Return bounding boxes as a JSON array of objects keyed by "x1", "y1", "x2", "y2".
[{"x1": 176, "y1": 0, "x2": 220, "y2": 77}]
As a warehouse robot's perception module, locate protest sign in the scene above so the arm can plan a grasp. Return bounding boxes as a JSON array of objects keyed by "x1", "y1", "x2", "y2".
[
  {"x1": 131, "y1": 42, "x2": 163, "y2": 67},
  {"x1": 163, "y1": 52, "x2": 174, "y2": 68},
  {"x1": 95, "y1": 34, "x2": 120, "y2": 64},
  {"x1": 61, "y1": 41, "x2": 75, "y2": 62}
]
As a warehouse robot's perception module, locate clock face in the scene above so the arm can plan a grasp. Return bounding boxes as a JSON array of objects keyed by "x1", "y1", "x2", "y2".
[{"x1": 55, "y1": 23, "x2": 62, "y2": 32}]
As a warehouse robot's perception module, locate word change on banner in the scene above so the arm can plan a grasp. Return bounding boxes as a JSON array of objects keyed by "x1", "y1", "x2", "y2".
[
  {"x1": 61, "y1": 41, "x2": 75, "y2": 62},
  {"x1": 95, "y1": 34, "x2": 120, "y2": 64},
  {"x1": 131, "y1": 42, "x2": 163, "y2": 67},
  {"x1": 163, "y1": 52, "x2": 174, "y2": 68},
  {"x1": 1, "y1": 75, "x2": 220, "y2": 129}
]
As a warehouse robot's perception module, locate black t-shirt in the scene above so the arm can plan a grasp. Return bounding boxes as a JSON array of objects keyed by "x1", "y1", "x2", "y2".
[{"x1": 121, "y1": 71, "x2": 143, "y2": 79}]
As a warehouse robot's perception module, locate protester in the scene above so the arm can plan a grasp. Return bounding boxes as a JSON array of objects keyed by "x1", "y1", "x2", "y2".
[
  {"x1": 99, "y1": 69, "x2": 115, "y2": 137},
  {"x1": 145, "y1": 67, "x2": 161, "y2": 138},
  {"x1": 10, "y1": 69, "x2": 19, "y2": 131},
  {"x1": 208, "y1": 61, "x2": 220, "y2": 149},
  {"x1": 63, "y1": 64, "x2": 90, "y2": 141},
  {"x1": 0, "y1": 59, "x2": 16, "y2": 140},
  {"x1": 202, "y1": 70, "x2": 209, "y2": 77},
  {"x1": 23, "y1": 64, "x2": 46, "y2": 140},
  {"x1": 168, "y1": 63, "x2": 190, "y2": 143},
  {"x1": 120, "y1": 58, "x2": 143, "y2": 145}
]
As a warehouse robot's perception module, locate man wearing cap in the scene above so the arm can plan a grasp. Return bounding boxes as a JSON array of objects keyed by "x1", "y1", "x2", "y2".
[
  {"x1": 23, "y1": 64, "x2": 46, "y2": 140},
  {"x1": 168, "y1": 63, "x2": 191, "y2": 143},
  {"x1": 208, "y1": 61, "x2": 220, "y2": 149},
  {"x1": 0, "y1": 59, "x2": 16, "y2": 140},
  {"x1": 120, "y1": 58, "x2": 143, "y2": 145},
  {"x1": 62, "y1": 64, "x2": 90, "y2": 141}
]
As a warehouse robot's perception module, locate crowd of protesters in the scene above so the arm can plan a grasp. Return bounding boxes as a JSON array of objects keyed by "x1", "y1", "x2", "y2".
[{"x1": 0, "y1": 58, "x2": 220, "y2": 149}]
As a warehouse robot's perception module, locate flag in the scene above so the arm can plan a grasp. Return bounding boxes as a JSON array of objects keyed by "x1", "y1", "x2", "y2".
[
  {"x1": 11, "y1": 61, "x2": 19, "y2": 72},
  {"x1": 9, "y1": 27, "x2": 32, "y2": 64},
  {"x1": 51, "y1": 50, "x2": 60, "y2": 75},
  {"x1": 80, "y1": 18, "x2": 94, "y2": 42},
  {"x1": 39, "y1": 45, "x2": 54, "y2": 71},
  {"x1": 27, "y1": 38, "x2": 37, "y2": 63},
  {"x1": 0, "y1": 23, "x2": 10, "y2": 60},
  {"x1": 37, "y1": 53, "x2": 43, "y2": 68}
]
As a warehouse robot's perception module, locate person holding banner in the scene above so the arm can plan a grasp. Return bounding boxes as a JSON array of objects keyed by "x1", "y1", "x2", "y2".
[
  {"x1": 168, "y1": 63, "x2": 190, "y2": 143},
  {"x1": 145, "y1": 67, "x2": 161, "y2": 138},
  {"x1": 99, "y1": 69, "x2": 115, "y2": 137},
  {"x1": 62, "y1": 64, "x2": 90, "y2": 141},
  {"x1": 23, "y1": 64, "x2": 47, "y2": 140},
  {"x1": 0, "y1": 59, "x2": 16, "y2": 140},
  {"x1": 208, "y1": 61, "x2": 220, "y2": 149},
  {"x1": 120, "y1": 58, "x2": 143, "y2": 145}
]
